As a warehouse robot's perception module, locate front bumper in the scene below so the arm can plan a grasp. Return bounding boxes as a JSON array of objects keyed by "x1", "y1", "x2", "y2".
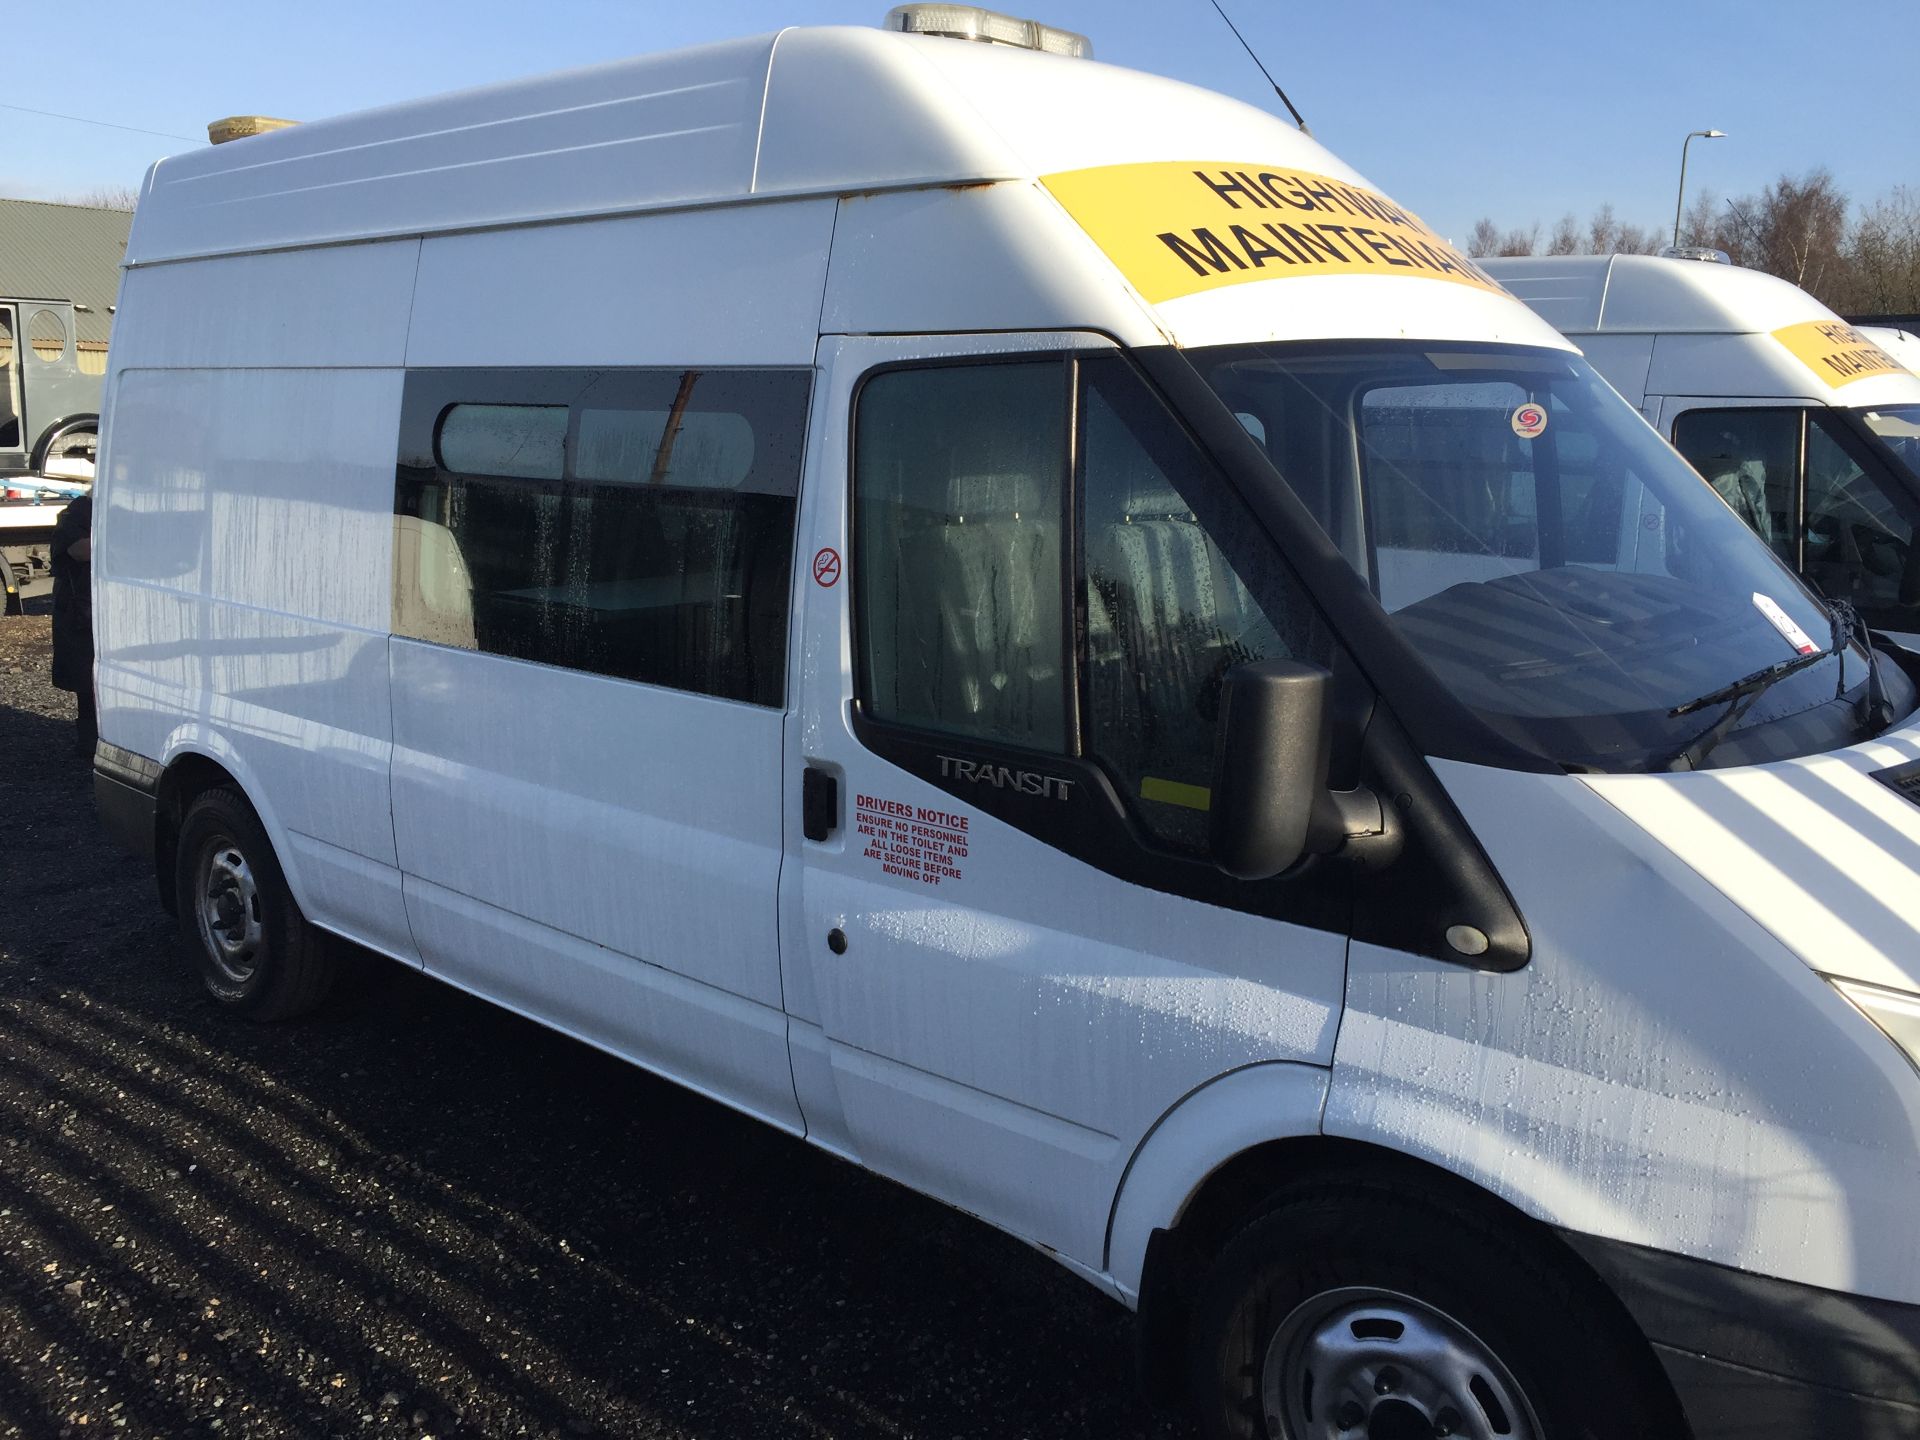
[{"x1": 1560, "y1": 1230, "x2": 1920, "y2": 1437}]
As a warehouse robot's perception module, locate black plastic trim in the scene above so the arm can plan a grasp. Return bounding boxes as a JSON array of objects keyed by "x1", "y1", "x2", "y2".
[
  {"x1": 801, "y1": 766, "x2": 839, "y2": 842},
  {"x1": 1559, "y1": 1228, "x2": 1920, "y2": 1431},
  {"x1": 28, "y1": 412, "x2": 98, "y2": 471},
  {"x1": 93, "y1": 745, "x2": 159, "y2": 861},
  {"x1": 850, "y1": 707, "x2": 1351, "y2": 932}
]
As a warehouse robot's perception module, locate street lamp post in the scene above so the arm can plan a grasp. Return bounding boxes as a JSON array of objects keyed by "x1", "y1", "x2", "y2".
[{"x1": 1673, "y1": 129, "x2": 1727, "y2": 249}]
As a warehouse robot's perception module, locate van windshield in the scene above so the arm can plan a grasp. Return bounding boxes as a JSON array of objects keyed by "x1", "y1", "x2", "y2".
[
  {"x1": 1190, "y1": 340, "x2": 1885, "y2": 771},
  {"x1": 1859, "y1": 404, "x2": 1920, "y2": 488}
]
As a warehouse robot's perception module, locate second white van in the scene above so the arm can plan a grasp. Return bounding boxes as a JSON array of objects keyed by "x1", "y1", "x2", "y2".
[{"x1": 1487, "y1": 253, "x2": 1920, "y2": 646}]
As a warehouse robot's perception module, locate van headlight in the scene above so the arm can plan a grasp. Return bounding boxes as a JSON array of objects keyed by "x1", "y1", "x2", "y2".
[{"x1": 1831, "y1": 978, "x2": 1920, "y2": 1074}]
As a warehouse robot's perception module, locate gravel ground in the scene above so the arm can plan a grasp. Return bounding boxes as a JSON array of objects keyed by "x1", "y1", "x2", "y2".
[{"x1": 0, "y1": 611, "x2": 1190, "y2": 1440}]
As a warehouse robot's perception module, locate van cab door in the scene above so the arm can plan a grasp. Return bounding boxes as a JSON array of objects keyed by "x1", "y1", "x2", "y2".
[
  {"x1": 779, "y1": 333, "x2": 1349, "y2": 1270},
  {"x1": 1662, "y1": 396, "x2": 1920, "y2": 643}
]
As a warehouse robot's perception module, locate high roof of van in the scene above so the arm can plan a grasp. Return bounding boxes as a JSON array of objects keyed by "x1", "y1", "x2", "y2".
[
  {"x1": 123, "y1": 25, "x2": 1569, "y2": 356},
  {"x1": 124, "y1": 27, "x2": 1352, "y2": 267},
  {"x1": 1480, "y1": 254, "x2": 1840, "y2": 336}
]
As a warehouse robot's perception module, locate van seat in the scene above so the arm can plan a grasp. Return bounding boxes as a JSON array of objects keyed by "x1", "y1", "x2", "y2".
[{"x1": 889, "y1": 467, "x2": 1064, "y2": 746}]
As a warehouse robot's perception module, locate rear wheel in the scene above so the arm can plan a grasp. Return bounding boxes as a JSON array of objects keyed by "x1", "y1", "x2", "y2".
[
  {"x1": 1189, "y1": 1183, "x2": 1676, "y2": 1440},
  {"x1": 174, "y1": 786, "x2": 339, "y2": 1019}
]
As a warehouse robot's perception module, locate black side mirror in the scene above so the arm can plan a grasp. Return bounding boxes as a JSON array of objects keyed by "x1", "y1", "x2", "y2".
[{"x1": 1209, "y1": 659, "x2": 1333, "y2": 880}]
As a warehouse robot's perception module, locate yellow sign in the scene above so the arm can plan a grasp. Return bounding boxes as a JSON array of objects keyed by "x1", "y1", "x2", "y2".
[
  {"x1": 1772, "y1": 320, "x2": 1904, "y2": 388},
  {"x1": 1040, "y1": 161, "x2": 1501, "y2": 305}
]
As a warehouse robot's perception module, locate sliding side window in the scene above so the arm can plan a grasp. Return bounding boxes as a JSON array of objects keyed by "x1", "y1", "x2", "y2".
[{"x1": 393, "y1": 368, "x2": 810, "y2": 706}]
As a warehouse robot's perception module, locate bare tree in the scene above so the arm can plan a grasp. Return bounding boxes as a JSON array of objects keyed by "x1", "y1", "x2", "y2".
[
  {"x1": 1586, "y1": 203, "x2": 1620, "y2": 256},
  {"x1": 1546, "y1": 213, "x2": 1580, "y2": 256},
  {"x1": 1614, "y1": 222, "x2": 1662, "y2": 255},
  {"x1": 1498, "y1": 223, "x2": 1540, "y2": 257},
  {"x1": 1745, "y1": 169, "x2": 1849, "y2": 297},
  {"x1": 1467, "y1": 217, "x2": 1501, "y2": 259},
  {"x1": 63, "y1": 184, "x2": 139, "y2": 211},
  {"x1": 1841, "y1": 186, "x2": 1920, "y2": 313},
  {"x1": 1678, "y1": 190, "x2": 1737, "y2": 256}
]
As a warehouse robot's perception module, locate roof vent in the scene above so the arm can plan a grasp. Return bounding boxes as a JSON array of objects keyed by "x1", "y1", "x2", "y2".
[
  {"x1": 207, "y1": 115, "x2": 299, "y2": 146},
  {"x1": 1659, "y1": 246, "x2": 1731, "y2": 264},
  {"x1": 882, "y1": 5, "x2": 1092, "y2": 57}
]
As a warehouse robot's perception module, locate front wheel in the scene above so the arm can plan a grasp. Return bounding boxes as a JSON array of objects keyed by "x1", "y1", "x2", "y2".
[
  {"x1": 1189, "y1": 1183, "x2": 1678, "y2": 1440},
  {"x1": 174, "y1": 786, "x2": 339, "y2": 1019}
]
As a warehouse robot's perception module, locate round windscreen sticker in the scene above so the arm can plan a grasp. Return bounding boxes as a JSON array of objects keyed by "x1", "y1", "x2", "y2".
[{"x1": 1511, "y1": 403, "x2": 1547, "y2": 439}]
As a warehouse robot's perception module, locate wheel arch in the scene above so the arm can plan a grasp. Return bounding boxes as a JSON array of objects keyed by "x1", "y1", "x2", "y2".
[
  {"x1": 1112, "y1": 1066, "x2": 1686, "y2": 1422},
  {"x1": 153, "y1": 740, "x2": 304, "y2": 921},
  {"x1": 29, "y1": 412, "x2": 99, "y2": 471}
]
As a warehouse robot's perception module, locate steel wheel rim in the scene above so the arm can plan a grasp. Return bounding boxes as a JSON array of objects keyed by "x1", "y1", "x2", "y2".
[
  {"x1": 1262, "y1": 1286, "x2": 1541, "y2": 1440},
  {"x1": 194, "y1": 835, "x2": 264, "y2": 984}
]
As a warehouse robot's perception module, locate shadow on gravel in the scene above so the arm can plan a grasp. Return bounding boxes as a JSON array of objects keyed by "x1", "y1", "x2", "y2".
[{"x1": 0, "y1": 644, "x2": 1188, "y2": 1440}]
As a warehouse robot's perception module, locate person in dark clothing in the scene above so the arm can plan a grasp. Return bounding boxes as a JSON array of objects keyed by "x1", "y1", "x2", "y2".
[{"x1": 49, "y1": 491, "x2": 95, "y2": 757}]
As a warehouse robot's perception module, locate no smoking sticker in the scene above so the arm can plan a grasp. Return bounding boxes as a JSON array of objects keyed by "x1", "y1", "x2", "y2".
[
  {"x1": 1511, "y1": 403, "x2": 1548, "y2": 439},
  {"x1": 812, "y1": 547, "x2": 841, "y2": 588}
]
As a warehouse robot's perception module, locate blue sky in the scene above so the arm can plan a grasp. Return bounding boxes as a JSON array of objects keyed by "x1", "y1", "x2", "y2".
[{"x1": 5, "y1": 0, "x2": 1913, "y2": 245}]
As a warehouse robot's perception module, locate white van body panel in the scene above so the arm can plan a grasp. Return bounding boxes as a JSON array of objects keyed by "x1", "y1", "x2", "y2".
[
  {"x1": 1329, "y1": 756, "x2": 1920, "y2": 1305},
  {"x1": 819, "y1": 184, "x2": 1170, "y2": 346},
  {"x1": 96, "y1": 363, "x2": 415, "y2": 964},
  {"x1": 108, "y1": 243, "x2": 422, "y2": 372},
  {"x1": 780, "y1": 332, "x2": 1347, "y2": 1272},
  {"x1": 1588, "y1": 720, "x2": 1920, "y2": 997},
  {"x1": 1861, "y1": 325, "x2": 1920, "y2": 377},
  {"x1": 98, "y1": 236, "x2": 422, "y2": 962},
  {"x1": 405, "y1": 201, "x2": 839, "y2": 369},
  {"x1": 391, "y1": 641, "x2": 802, "y2": 1130}
]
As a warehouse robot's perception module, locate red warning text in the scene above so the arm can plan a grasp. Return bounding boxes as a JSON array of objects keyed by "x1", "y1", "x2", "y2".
[{"x1": 855, "y1": 792, "x2": 969, "y2": 886}]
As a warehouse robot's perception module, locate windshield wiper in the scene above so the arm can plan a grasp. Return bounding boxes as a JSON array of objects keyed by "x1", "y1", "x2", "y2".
[
  {"x1": 1661, "y1": 640, "x2": 1839, "y2": 772},
  {"x1": 1827, "y1": 597, "x2": 1897, "y2": 736}
]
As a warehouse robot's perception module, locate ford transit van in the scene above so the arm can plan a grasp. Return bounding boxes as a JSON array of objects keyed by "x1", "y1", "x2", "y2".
[
  {"x1": 91, "y1": 13, "x2": 1920, "y2": 1437},
  {"x1": 1487, "y1": 254, "x2": 1920, "y2": 648}
]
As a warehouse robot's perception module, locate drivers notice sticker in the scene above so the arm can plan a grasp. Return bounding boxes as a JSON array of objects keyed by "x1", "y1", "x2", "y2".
[
  {"x1": 1771, "y1": 320, "x2": 1903, "y2": 388},
  {"x1": 855, "y1": 793, "x2": 969, "y2": 887},
  {"x1": 1039, "y1": 161, "x2": 1501, "y2": 305},
  {"x1": 1510, "y1": 402, "x2": 1548, "y2": 438},
  {"x1": 1753, "y1": 592, "x2": 1818, "y2": 655}
]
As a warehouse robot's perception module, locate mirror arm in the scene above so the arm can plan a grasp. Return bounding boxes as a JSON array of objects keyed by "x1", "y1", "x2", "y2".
[{"x1": 1311, "y1": 785, "x2": 1404, "y2": 869}]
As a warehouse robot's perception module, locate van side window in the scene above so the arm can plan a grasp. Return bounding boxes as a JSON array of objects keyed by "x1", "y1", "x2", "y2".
[
  {"x1": 1670, "y1": 408, "x2": 1798, "y2": 562},
  {"x1": 854, "y1": 354, "x2": 1325, "y2": 854},
  {"x1": 854, "y1": 361, "x2": 1070, "y2": 750},
  {"x1": 1805, "y1": 414, "x2": 1920, "y2": 620},
  {"x1": 1080, "y1": 356, "x2": 1320, "y2": 850},
  {"x1": 394, "y1": 368, "x2": 810, "y2": 706}
]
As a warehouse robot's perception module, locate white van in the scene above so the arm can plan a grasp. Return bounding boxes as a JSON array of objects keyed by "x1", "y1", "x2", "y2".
[
  {"x1": 91, "y1": 13, "x2": 1920, "y2": 1438},
  {"x1": 1485, "y1": 254, "x2": 1920, "y2": 648}
]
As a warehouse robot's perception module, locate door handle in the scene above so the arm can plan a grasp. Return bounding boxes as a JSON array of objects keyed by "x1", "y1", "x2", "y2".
[{"x1": 802, "y1": 766, "x2": 838, "y2": 842}]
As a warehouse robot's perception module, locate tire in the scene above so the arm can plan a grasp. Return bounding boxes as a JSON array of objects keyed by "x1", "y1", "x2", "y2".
[
  {"x1": 1188, "y1": 1179, "x2": 1678, "y2": 1440},
  {"x1": 173, "y1": 786, "x2": 339, "y2": 1020}
]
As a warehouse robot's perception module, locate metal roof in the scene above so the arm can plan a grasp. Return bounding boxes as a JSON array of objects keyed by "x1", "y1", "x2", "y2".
[
  {"x1": 1480, "y1": 254, "x2": 1835, "y2": 336},
  {"x1": 0, "y1": 198, "x2": 131, "y2": 346},
  {"x1": 127, "y1": 26, "x2": 1344, "y2": 267}
]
